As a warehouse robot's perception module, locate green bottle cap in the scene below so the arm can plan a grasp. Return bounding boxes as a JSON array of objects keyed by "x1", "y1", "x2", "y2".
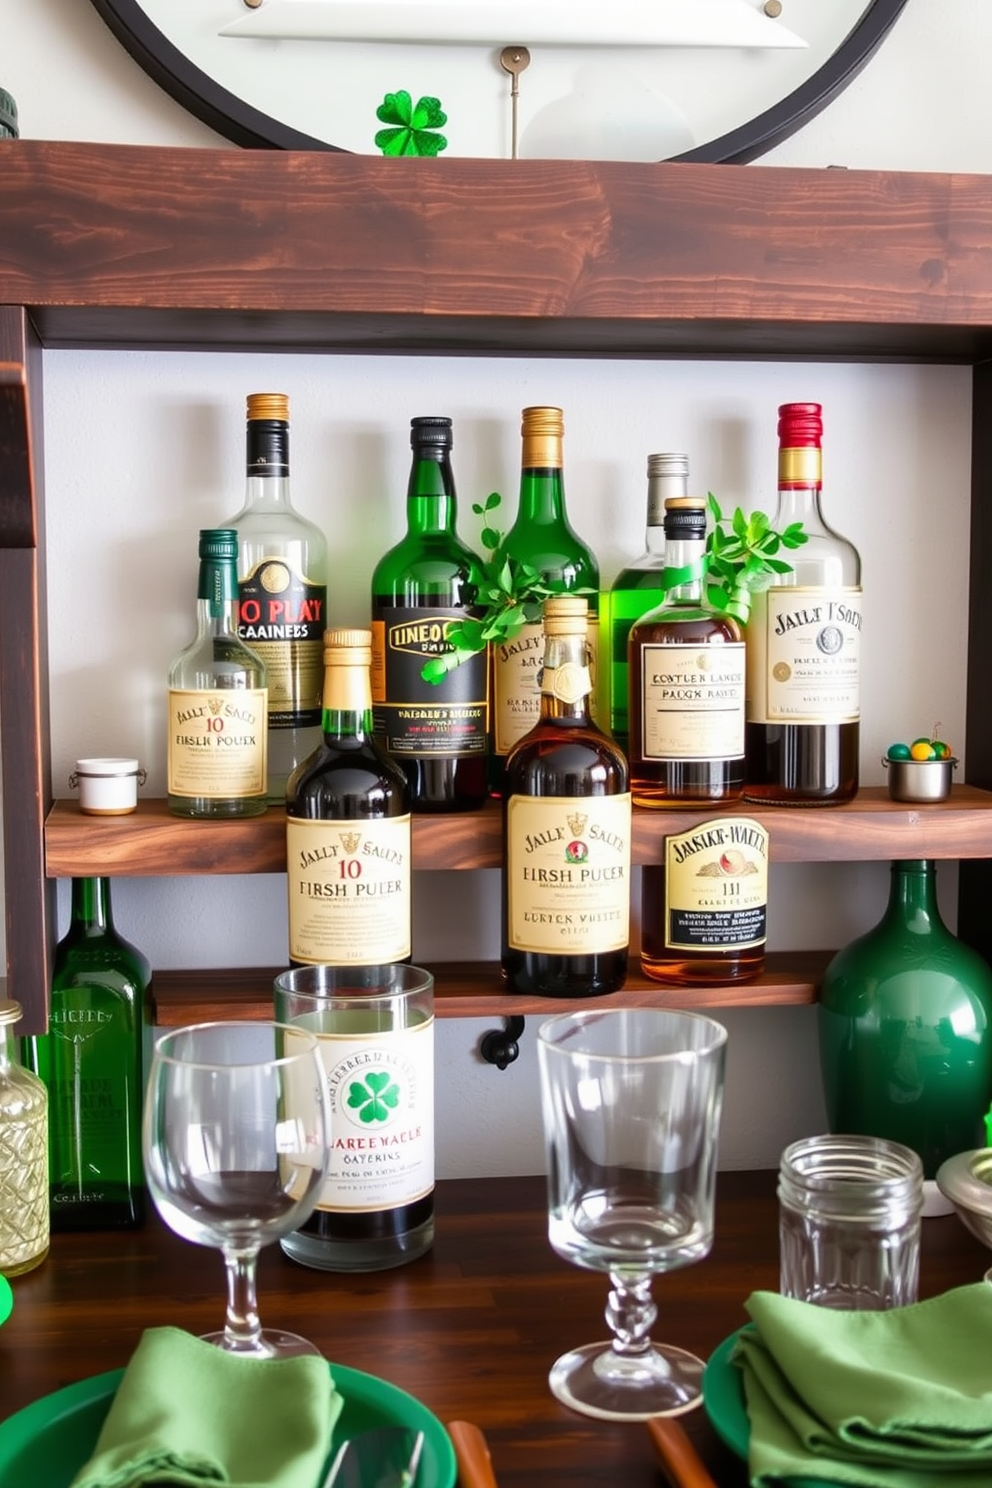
[
  {"x1": 198, "y1": 528, "x2": 239, "y2": 562},
  {"x1": 0, "y1": 88, "x2": 18, "y2": 140}
]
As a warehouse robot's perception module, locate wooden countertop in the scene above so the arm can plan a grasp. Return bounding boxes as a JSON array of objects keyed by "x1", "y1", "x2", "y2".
[{"x1": 0, "y1": 1172, "x2": 987, "y2": 1486}]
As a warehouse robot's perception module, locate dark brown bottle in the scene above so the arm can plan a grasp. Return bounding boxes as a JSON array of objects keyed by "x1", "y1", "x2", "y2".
[
  {"x1": 501, "y1": 595, "x2": 630, "y2": 997},
  {"x1": 744, "y1": 403, "x2": 861, "y2": 805},
  {"x1": 628, "y1": 496, "x2": 745, "y2": 807}
]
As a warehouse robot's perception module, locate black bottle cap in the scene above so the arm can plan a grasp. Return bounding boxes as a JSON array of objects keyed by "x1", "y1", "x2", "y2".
[
  {"x1": 662, "y1": 497, "x2": 707, "y2": 540},
  {"x1": 0, "y1": 88, "x2": 18, "y2": 140},
  {"x1": 411, "y1": 417, "x2": 453, "y2": 450}
]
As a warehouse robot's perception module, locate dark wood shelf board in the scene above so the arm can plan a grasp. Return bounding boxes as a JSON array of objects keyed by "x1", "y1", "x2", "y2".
[
  {"x1": 45, "y1": 786, "x2": 992, "y2": 878},
  {"x1": 150, "y1": 951, "x2": 826, "y2": 1026},
  {"x1": 2, "y1": 144, "x2": 992, "y2": 360}
]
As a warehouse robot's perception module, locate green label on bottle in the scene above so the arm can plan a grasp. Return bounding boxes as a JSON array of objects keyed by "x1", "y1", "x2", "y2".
[
  {"x1": 237, "y1": 558, "x2": 326, "y2": 727},
  {"x1": 370, "y1": 607, "x2": 488, "y2": 757}
]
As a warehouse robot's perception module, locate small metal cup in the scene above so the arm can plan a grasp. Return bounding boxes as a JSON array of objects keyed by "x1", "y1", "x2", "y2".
[{"x1": 882, "y1": 755, "x2": 957, "y2": 803}]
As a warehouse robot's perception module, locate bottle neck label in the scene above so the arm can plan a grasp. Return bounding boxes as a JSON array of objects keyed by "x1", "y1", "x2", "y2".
[
  {"x1": 167, "y1": 689, "x2": 268, "y2": 798},
  {"x1": 746, "y1": 585, "x2": 862, "y2": 724},
  {"x1": 370, "y1": 609, "x2": 488, "y2": 757},
  {"x1": 505, "y1": 793, "x2": 631, "y2": 955},
  {"x1": 664, "y1": 818, "x2": 768, "y2": 953},
  {"x1": 286, "y1": 815, "x2": 412, "y2": 965},
  {"x1": 494, "y1": 612, "x2": 600, "y2": 756},
  {"x1": 286, "y1": 1018, "x2": 433, "y2": 1214},
  {"x1": 238, "y1": 558, "x2": 326, "y2": 728},
  {"x1": 540, "y1": 661, "x2": 592, "y2": 706},
  {"x1": 778, "y1": 447, "x2": 822, "y2": 487},
  {"x1": 639, "y1": 642, "x2": 745, "y2": 761}
]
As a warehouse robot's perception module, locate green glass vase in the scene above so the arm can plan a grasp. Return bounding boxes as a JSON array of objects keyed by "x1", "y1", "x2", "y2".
[{"x1": 819, "y1": 859, "x2": 992, "y2": 1181}]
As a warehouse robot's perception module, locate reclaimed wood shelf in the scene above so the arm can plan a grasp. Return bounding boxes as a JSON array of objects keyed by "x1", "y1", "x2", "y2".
[
  {"x1": 150, "y1": 951, "x2": 829, "y2": 1025},
  {"x1": 45, "y1": 787, "x2": 992, "y2": 877}
]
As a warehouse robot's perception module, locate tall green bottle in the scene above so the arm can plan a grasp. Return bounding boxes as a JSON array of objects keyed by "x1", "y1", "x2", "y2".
[
  {"x1": 371, "y1": 417, "x2": 489, "y2": 811},
  {"x1": 606, "y1": 452, "x2": 686, "y2": 755},
  {"x1": 23, "y1": 878, "x2": 151, "y2": 1230},
  {"x1": 819, "y1": 859, "x2": 992, "y2": 1181},
  {"x1": 491, "y1": 406, "x2": 599, "y2": 786}
]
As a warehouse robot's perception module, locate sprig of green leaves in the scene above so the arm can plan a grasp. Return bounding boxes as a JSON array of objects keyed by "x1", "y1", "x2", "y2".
[
  {"x1": 704, "y1": 493, "x2": 807, "y2": 623},
  {"x1": 421, "y1": 493, "x2": 561, "y2": 683}
]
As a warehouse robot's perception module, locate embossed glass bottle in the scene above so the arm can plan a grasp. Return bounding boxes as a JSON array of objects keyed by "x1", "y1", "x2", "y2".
[
  {"x1": 23, "y1": 878, "x2": 151, "y2": 1230},
  {"x1": 0, "y1": 1000, "x2": 48, "y2": 1275}
]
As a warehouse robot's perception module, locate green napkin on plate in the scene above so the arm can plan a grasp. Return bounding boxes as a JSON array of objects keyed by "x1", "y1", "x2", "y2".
[
  {"x1": 735, "y1": 1284, "x2": 992, "y2": 1487},
  {"x1": 70, "y1": 1326, "x2": 343, "y2": 1488}
]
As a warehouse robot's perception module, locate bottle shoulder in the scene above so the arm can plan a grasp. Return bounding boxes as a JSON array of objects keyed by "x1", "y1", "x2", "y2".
[
  {"x1": 224, "y1": 507, "x2": 329, "y2": 573},
  {"x1": 169, "y1": 632, "x2": 268, "y2": 686},
  {"x1": 611, "y1": 558, "x2": 667, "y2": 590},
  {"x1": 288, "y1": 740, "x2": 410, "y2": 810},
  {"x1": 499, "y1": 528, "x2": 599, "y2": 587},
  {"x1": 506, "y1": 723, "x2": 629, "y2": 792},
  {"x1": 372, "y1": 537, "x2": 485, "y2": 597},
  {"x1": 632, "y1": 608, "x2": 742, "y2": 643}
]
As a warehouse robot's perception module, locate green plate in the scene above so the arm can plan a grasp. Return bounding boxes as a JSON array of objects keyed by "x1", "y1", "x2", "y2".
[
  {"x1": 0, "y1": 1360, "x2": 457, "y2": 1488},
  {"x1": 0, "y1": 1274, "x2": 12, "y2": 1328}
]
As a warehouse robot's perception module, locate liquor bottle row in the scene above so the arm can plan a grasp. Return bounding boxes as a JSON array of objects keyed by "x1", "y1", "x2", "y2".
[{"x1": 165, "y1": 397, "x2": 863, "y2": 822}]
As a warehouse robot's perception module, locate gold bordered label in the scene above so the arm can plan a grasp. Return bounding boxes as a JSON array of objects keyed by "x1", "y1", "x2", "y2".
[
  {"x1": 167, "y1": 687, "x2": 267, "y2": 798},
  {"x1": 286, "y1": 815, "x2": 412, "y2": 964},
  {"x1": 506, "y1": 792, "x2": 631, "y2": 953},
  {"x1": 747, "y1": 585, "x2": 861, "y2": 724},
  {"x1": 663, "y1": 817, "x2": 768, "y2": 952}
]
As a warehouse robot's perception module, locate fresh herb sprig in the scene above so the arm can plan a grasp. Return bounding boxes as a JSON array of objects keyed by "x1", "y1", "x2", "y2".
[
  {"x1": 420, "y1": 492, "x2": 563, "y2": 684},
  {"x1": 704, "y1": 493, "x2": 807, "y2": 623}
]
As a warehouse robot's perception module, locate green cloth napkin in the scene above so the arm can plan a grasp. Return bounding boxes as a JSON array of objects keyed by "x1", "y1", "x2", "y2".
[
  {"x1": 734, "y1": 1284, "x2": 992, "y2": 1488},
  {"x1": 70, "y1": 1326, "x2": 343, "y2": 1488}
]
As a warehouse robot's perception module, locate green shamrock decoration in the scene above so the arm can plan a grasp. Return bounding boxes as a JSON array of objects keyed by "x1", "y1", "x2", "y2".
[
  {"x1": 375, "y1": 90, "x2": 448, "y2": 156},
  {"x1": 347, "y1": 1069, "x2": 401, "y2": 1124}
]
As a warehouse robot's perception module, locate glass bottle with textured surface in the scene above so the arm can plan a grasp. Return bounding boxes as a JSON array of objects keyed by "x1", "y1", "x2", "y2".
[
  {"x1": 371, "y1": 416, "x2": 488, "y2": 811},
  {"x1": 819, "y1": 860, "x2": 992, "y2": 1182},
  {"x1": 286, "y1": 629, "x2": 412, "y2": 967},
  {"x1": 606, "y1": 452, "x2": 687, "y2": 755},
  {"x1": 167, "y1": 527, "x2": 268, "y2": 818},
  {"x1": 0, "y1": 1001, "x2": 48, "y2": 1275},
  {"x1": 23, "y1": 879, "x2": 150, "y2": 1231},
  {"x1": 745, "y1": 402, "x2": 861, "y2": 804},
  {"x1": 222, "y1": 393, "x2": 328, "y2": 803},
  {"x1": 491, "y1": 407, "x2": 600, "y2": 786},
  {"x1": 629, "y1": 496, "x2": 745, "y2": 807},
  {"x1": 502, "y1": 595, "x2": 630, "y2": 997}
]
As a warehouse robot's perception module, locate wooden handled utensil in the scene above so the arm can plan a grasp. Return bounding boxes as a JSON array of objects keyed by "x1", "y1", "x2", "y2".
[
  {"x1": 447, "y1": 1420, "x2": 499, "y2": 1488},
  {"x1": 647, "y1": 1417, "x2": 720, "y2": 1488}
]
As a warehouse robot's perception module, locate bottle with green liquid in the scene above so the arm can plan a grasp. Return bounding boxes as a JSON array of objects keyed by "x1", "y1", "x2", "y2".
[{"x1": 23, "y1": 878, "x2": 151, "y2": 1230}]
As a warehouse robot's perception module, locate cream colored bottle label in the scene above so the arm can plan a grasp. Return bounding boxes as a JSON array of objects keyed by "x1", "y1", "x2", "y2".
[
  {"x1": 289, "y1": 1020, "x2": 433, "y2": 1213},
  {"x1": 287, "y1": 815, "x2": 412, "y2": 964},
  {"x1": 747, "y1": 585, "x2": 861, "y2": 724},
  {"x1": 507, "y1": 792, "x2": 631, "y2": 953},
  {"x1": 167, "y1": 688, "x2": 267, "y2": 798},
  {"x1": 494, "y1": 614, "x2": 600, "y2": 755},
  {"x1": 664, "y1": 818, "x2": 768, "y2": 952},
  {"x1": 640, "y1": 642, "x2": 745, "y2": 759}
]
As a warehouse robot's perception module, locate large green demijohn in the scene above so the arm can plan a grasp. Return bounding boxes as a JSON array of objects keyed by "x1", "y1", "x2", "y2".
[{"x1": 819, "y1": 859, "x2": 992, "y2": 1180}]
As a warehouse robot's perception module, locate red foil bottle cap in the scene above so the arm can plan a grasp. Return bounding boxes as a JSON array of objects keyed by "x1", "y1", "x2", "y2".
[{"x1": 778, "y1": 402, "x2": 823, "y2": 448}]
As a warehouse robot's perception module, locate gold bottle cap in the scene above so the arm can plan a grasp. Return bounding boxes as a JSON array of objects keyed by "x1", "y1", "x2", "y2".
[
  {"x1": 521, "y1": 406, "x2": 564, "y2": 438},
  {"x1": 324, "y1": 628, "x2": 372, "y2": 662},
  {"x1": 247, "y1": 392, "x2": 289, "y2": 421},
  {"x1": 663, "y1": 497, "x2": 707, "y2": 511},
  {"x1": 0, "y1": 1000, "x2": 23, "y2": 1027},
  {"x1": 542, "y1": 594, "x2": 588, "y2": 636}
]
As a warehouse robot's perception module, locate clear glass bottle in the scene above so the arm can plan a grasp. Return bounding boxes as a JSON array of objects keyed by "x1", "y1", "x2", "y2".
[
  {"x1": 502, "y1": 595, "x2": 630, "y2": 997},
  {"x1": 0, "y1": 1000, "x2": 48, "y2": 1275},
  {"x1": 22, "y1": 879, "x2": 151, "y2": 1231},
  {"x1": 491, "y1": 407, "x2": 600, "y2": 786},
  {"x1": 819, "y1": 859, "x2": 992, "y2": 1182},
  {"x1": 606, "y1": 452, "x2": 686, "y2": 755},
  {"x1": 628, "y1": 496, "x2": 745, "y2": 807},
  {"x1": 222, "y1": 393, "x2": 328, "y2": 803},
  {"x1": 286, "y1": 629, "x2": 412, "y2": 967},
  {"x1": 745, "y1": 402, "x2": 862, "y2": 804},
  {"x1": 371, "y1": 416, "x2": 489, "y2": 812},
  {"x1": 167, "y1": 527, "x2": 268, "y2": 818}
]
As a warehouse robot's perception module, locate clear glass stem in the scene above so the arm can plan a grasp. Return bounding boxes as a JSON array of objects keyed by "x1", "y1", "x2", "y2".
[
  {"x1": 221, "y1": 1246, "x2": 263, "y2": 1353},
  {"x1": 606, "y1": 1272, "x2": 657, "y2": 1360}
]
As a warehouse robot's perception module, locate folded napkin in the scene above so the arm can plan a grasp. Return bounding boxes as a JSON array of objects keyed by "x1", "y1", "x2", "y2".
[
  {"x1": 734, "y1": 1284, "x2": 992, "y2": 1488},
  {"x1": 71, "y1": 1326, "x2": 343, "y2": 1488}
]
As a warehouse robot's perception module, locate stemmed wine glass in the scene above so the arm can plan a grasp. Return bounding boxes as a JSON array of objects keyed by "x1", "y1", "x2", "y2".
[
  {"x1": 537, "y1": 1007, "x2": 727, "y2": 1421},
  {"x1": 143, "y1": 1019, "x2": 331, "y2": 1358}
]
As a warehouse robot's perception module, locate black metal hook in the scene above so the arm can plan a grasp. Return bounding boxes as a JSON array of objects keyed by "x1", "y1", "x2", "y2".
[{"x1": 479, "y1": 1016, "x2": 525, "y2": 1071}]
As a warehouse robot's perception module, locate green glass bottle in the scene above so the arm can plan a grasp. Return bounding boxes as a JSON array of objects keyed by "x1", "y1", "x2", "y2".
[
  {"x1": 606, "y1": 452, "x2": 686, "y2": 755},
  {"x1": 167, "y1": 528, "x2": 269, "y2": 818},
  {"x1": 819, "y1": 859, "x2": 992, "y2": 1181},
  {"x1": 371, "y1": 417, "x2": 489, "y2": 811},
  {"x1": 23, "y1": 878, "x2": 151, "y2": 1230},
  {"x1": 491, "y1": 407, "x2": 600, "y2": 786}
]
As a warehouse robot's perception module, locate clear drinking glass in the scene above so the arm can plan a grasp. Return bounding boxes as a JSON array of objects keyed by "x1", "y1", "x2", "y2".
[
  {"x1": 143, "y1": 1020, "x2": 331, "y2": 1357},
  {"x1": 537, "y1": 1007, "x2": 727, "y2": 1421},
  {"x1": 778, "y1": 1133, "x2": 923, "y2": 1309}
]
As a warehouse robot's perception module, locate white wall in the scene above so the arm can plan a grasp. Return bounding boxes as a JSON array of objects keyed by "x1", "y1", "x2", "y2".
[{"x1": 2, "y1": 0, "x2": 989, "y2": 1177}]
